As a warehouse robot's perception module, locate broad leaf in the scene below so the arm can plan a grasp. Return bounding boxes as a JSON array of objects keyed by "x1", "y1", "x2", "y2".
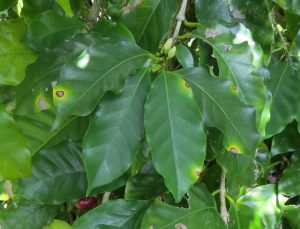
[
  {"x1": 53, "y1": 38, "x2": 151, "y2": 128},
  {"x1": 175, "y1": 44, "x2": 194, "y2": 68},
  {"x1": 24, "y1": 10, "x2": 83, "y2": 51},
  {"x1": 83, "y1": 70, "x2": 150, "y2": 194},
  {"x1": 22, "y1": 0, "x2": 56, "y2": 18},
  {"x1": 0, "y1": 109, "x2": 31, "y2": 179},
  {"x1": 278, "y1": 155, "x2": 300, "y2": 197},
  {"x1": 0, "y1": 19, "x2": 37, "y2": 86},
  {"x1": 125, "y1": 161, "x2": 166, "y2": 200},
  {"x1": 0, "y1": 202, "x2": 58, "y2": 229},
  {"x1": 120, "y1": 0, "x2": 177, "y2": 52},
  {"x1": 55, "y1": 0, "x2": 73, "y2": 16},
  {"x1": 17, "y1": 142, "x2": 87, "y2": 204},
  {"x1": 191, "y1": 23, "x2": 268, "y2": 136},
  {"x1": 283, "y1": 205, "x2": 300, "y2": 229},
  {"x1": 42, "y1": 219, "x2": 71, "y2": 229},
  {"x1": 272, "y1": 0, "x2": 300, "y2": 15},
  {"x1": 72, "y1": 200, "x2": 148, "y2": 229},
  {"x1": 179, "y1": 67, "x2": 259, "y2": 156},
  {"x1": 271, "y1": 121, "x2": 300, "y2": 155},
  {"x1": 230, "y1": 184, "x2": 281, "y2": 229},
  {"x1": 0, "y1": 0, "x2": 16, "y2": 11},
  {"x1": 266, "y1": 62, "x2": 300, "y2": 137},
  {"x1": 144, "y1": 71, "x2": 206, "y2": 202},
  {"x1": 141, "y1": 184, "x2": 226, "y2": 229}
]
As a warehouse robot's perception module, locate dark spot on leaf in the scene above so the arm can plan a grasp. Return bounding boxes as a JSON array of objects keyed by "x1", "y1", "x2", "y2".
[
  {"x1": 185, "y1": 81, "x2": 190, "y2": 88},
  {"x1": 229, "y1": 147, "x2": 239, "y2": 154},
  {"x1": 56, "y1": 91, "x2": 64, "y2": 97},
  {"x1": 195, "y1": 169, "x2": 201, "y2": 177}
]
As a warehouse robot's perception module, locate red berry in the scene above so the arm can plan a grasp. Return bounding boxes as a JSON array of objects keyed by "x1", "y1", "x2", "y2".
[{"x1": 75, "y1": 197, "x2": 98, "y2": 210}]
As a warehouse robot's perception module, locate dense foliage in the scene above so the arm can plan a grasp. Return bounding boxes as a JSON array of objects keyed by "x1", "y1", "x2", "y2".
[{"x1": 0, "y1": 0, "x2": 299, "y2": 228}]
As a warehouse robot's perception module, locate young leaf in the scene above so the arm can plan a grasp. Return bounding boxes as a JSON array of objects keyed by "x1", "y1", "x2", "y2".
[
  {"x1": 0, "y1": 109, "x2": 31, "y2": 179},
  {"x1": 17, "y1": 142, "x2": 87, "y2": 204},
  {"x1": 83, "y1": 70, "x2": 150, "y2": 194},
  {"x1": 24, "y1": 10, "x2": 83, "y2": 51},
  {"x1": 179, "y1": 67, "x2": 259, "y2": 156},
  {"x1": 72, "y1": 200, "x2": 148, "y2": 229},
  {"x1": 144, "y1": 71, "x2": 206, "y2": 202},
  {"x1": 120, "y1": 0, "x2": 177, "y2": 52},
  {"x1": 175, "y1": 44, "x2": 194, "y2": 68},
  {"x1": 266, "y1": 62, "x2": 300, "y2": 137},
  {"x1": 0, "y1": 19, "x2": 37, "y2": 86},
  {"x1": 141, "y1": 184, "x2": 226, "y2": 229},
  {"x1": 0, "y1": 202, "x2": 59, "y2": 229}
]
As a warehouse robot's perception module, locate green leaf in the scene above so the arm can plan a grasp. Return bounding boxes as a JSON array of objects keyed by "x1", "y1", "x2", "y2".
[
  {"x1": 195, "y1": 0, "x2": 274, "y2": 60},
  {"x1": 0, "y1": 202, "x2": 59, "y2": 229},
  {"x1": 141, "y1": 184, "x2": 226, "y2": 229},
  {"x1": 53, "y1": 38, "x2": 151, "y2": 128},
  {"x1": 283, "y1": 205, "x2": 300, "y2": 229},
  {"x1": 272, "y1": 0, "x2": 300, "y2": 15},
  {"x1": 55, "y1": 0, "x2": 73, "y2": 16},
  {"x1": 266, "y1": 62, "x2": 300, "y2": 137},
  {"x1": 120, "y1": 0, "x2": 177, "y2": 52},
  {"x1": 0, "y1": 19, "x2": 37, "y2": 86},
  {"x1": 191, "y1": 23, "x2": 269, "y2": 136},
  {"x1": 24, "y1": 10, "x2": 83, "y2": 51},
  {"x1": 0, "y1": 109, "x2": 31, "y2": 179},
  {"x1": 179, "y1": 67, "x2": 259, "y2": 156},
  {"x1": 83, "y1": 70, "x2": 150, "y2": 194},
  {"x1": 271, "y1": 121, "x2": 300, "y2": 156},
  {"x1": 175, "y1": 44, "x2": 194, "y2": 68},
  {"x1": 125, "y1": 161, "x2": 166, "y2": 200},
  {"x1": 0, "y1": 0, "x2": 16, "y2": 11},
  {"x1": 144, "y1": 71, "x2": 206, "y2": 202},
  {"x1": 22, "y1": 0, "x2": 55, "y2": 18},
  {"x1": 42, "y1": 219, "x2": 71, "y2": 229},
  {"x1": 72, "y1": 199, "x2": 148, "y2": 229},
  {"x1": 17, "y1": 142, "x2": 87, "y2": 204},
  {"x1": 231, "y1": 184, "x2": 281, "y2": 229},
  {"x1": 278, "y1": 155, "x2": 300, "y2": 197}
]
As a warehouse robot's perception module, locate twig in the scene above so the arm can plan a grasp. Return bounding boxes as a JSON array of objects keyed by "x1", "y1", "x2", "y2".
[
  {"x1": 86, "y1": 0, "x2": 102, "y2": 30},
  {"x1": 220, "y1": 170, "x2": 229, "y2": 225},
  {"x1": 172, "y1": 0, "x2": 188, "y2": 39},
  {"x1": 102, "y1": 192, "x2": 111, "y2": 203}
]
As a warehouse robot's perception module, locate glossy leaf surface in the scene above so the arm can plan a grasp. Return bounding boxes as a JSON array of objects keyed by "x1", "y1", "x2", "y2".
[
  {"x1": 175, "y1": 44, "x2": 194, "y2": 68},
  {"x1": 0, "y1": 109, "x2": 31, "y2": 179},
  {"x1": 120, "y1": 0, "x2": 177, "y2": 52},
  {"x1": 278, "y1": 155, "x2": 300, "y2": 197},
  {"x1": 72, "y1": 200, "x2": 148, "y2": 229},
  {"x1": 266, "y1": 62, "x2": 300, "y2": 137},
  {"x1": 141, "y1": 184, "x2": 226, "y2": 229},
  {"x1": 179, "y1": 67, "x2": 259, "y2": 156},
  {"x1": 83, "y1": 70, "x2": 150, "y2": 194},
  {"x1": 17, "y1": 142, "x2": 87, "y2": 204},
  {"x1": 144, "y1": 71, "x2": 206, "y2": 202},
  {"x1": 24, "y1": 10, "x2": 83, "y2": 51},
  {"x1": 0, "y1": 19, "x2": 37, "y2": 86},
  {"x1": 0, "y1": 202, "x2": 58, "y2": 229}
]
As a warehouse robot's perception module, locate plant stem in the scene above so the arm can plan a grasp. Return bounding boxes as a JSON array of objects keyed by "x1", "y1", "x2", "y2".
[
  {"x1": 86, "y1": 0, "x2": 102, "y2": 29},
  {"x1": 102, "y1": 192, "x2": 111, "y2": 203},
  {"x1": 172, "y1": 0, "x2": 188, "y2": 39},
  {"x1": 220, "y1": 170, "x2": 229, "y2": 225},
  {"x1": 184, "y1": 20, "x2": 200, "y2": 27}
]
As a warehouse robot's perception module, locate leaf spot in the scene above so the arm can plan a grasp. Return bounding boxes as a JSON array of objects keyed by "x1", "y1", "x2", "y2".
[
  {"x1": 38, "y1": 96, "x2": 48, "y2": 111},
  {"x1": 175, "y1": 223, "x2": 187, "y2": 229},
  {"x1": 205, "y1": 28, "x2": 222, "y2": 38},
  {"x1": 56, "y1": 91, "x2": 64, "y2": 97},
  {"x1": 224, "y1": 44, "x2": 232, "y2": 51},
  {"x1": 184, "y1": 81, "x2": 190, "y2": 88},
  {"x1": 195, "y1": 169, "x2": 201, "y2": 177},
  {"x1": 228, "y1": 147, "x2": 239, "y2": 154},
  {"x1": 229, "y1": 5, "x2": 245, "y2": 19}
]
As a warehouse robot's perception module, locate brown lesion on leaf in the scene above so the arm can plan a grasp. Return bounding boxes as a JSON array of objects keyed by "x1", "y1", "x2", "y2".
[
  {"x1": 205, "y1": 28, "x2": 222, "y2": 38},
  {"x1": 175, "y1": 223, "x2": 187, "y2": 229},
  {"x1": 184, "y1": 81, "x2": 190, "y2": 88},
  {"x1": 195, "y1": 169, "x2": 201, "y2": 177},
  {"x1": 228, "y1": 147, "x2": 239, "y2": 154},
  {"x1": 56, "y1": 91, "x2": 65, "y2": 98}
]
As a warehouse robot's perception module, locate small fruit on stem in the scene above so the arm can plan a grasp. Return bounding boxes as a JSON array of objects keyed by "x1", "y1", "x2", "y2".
[{"x1": 75, "y1": 197, "x2": 98, "y2": 210}]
